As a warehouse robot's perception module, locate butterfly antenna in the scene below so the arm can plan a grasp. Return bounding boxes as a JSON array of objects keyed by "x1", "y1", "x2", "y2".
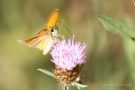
[{"x1": 57, "y1": 20, "x2": 72, "y2": 36}]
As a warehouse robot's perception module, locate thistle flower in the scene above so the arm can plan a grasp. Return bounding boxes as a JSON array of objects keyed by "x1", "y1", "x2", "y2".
[{"x1": 50, "y1": 36, "x2": 87, "y2": 85}]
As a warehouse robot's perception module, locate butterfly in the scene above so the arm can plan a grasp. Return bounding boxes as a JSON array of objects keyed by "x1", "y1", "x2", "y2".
[{"x1": 18, "y1": 9, "x2": 59, "y2": 55}]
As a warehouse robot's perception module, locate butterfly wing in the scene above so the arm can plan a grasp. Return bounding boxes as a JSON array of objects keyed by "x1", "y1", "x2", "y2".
[
  {"x1": 18, "y1": 35, "x2": 55, "y2": 55},
  {"x1": 46, "y1": 9, "x2": 59, "y2": 30},
  {"x1": 28, "y1": 35, "x2": 47, "y2": 49},
  {"x1": 31, "y1": 35, "x2": 55, "y2": 55},
  {"x1": 18, "y1": 36, "x2": 39, "y2": 45},
  {"x1": 42, "y1": 36, "x2": 55, "y2": 55},
  {"x1": 18, "y1": 29, "x2": 48, "y2": 47}
]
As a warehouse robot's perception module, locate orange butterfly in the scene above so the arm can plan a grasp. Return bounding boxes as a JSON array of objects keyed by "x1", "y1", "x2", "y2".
[{"x1": 18, "y1": 9, "x2": 59, "y2": 55}]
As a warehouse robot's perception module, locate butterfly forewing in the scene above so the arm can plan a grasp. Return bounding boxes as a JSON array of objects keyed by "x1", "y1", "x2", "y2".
[
  {"x1": 46, "y1": 9, "x2": 59, "y2": 30},
  {"x1": 18, "y1": 36, "x2": 39, "y2": 45}
]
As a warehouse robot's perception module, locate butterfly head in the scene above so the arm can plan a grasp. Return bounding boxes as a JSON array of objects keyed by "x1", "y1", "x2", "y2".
[{"x1": 49, "y1": 26, "x2": 58, "y2": 37}]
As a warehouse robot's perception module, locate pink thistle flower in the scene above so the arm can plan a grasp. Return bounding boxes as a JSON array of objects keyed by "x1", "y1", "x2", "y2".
[
  {"x1": 50, "y1": 36, "x2": 87, "y2": 85},
  {"x1": 50, "y1": 36, "x2": 86, "y2": 70}
]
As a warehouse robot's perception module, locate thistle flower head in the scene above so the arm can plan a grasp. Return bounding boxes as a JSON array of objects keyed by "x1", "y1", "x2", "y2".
[
  {"x1": 50, "y1": 36, "x2": 86, "y2": 70},
  {"x1": 50, "y1": 36, "x2": 87, "y2": 85}
]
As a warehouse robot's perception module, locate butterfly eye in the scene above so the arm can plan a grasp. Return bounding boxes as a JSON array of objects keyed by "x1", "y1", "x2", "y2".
[{"x1": 51, "y1": 28, "x2": 54, "y2": 32}]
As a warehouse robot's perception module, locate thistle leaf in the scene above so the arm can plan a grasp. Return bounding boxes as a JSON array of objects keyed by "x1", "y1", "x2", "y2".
[
  {"x1": 99, "y1": 15, "x2": 135, "y2": 41},
  {"x1": 74, "y1": 82, "x2": 87, "y2": 89},
  {"x1": 37, "y1": 68, "x2": 55, "y2": 78}
]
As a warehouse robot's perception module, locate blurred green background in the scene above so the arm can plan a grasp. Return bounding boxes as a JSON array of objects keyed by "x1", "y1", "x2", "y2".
[{"x1": 0, "y1": 0, "x2": 135, "y2": 90}]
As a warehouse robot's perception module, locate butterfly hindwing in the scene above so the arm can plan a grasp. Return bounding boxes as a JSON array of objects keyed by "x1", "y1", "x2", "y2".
[
  {"x1": 43, "y1": 36, "x2": 55, "y2": 55},
  {"x1": 28, "y1": 35, "x2": 49, "y2": 50}
]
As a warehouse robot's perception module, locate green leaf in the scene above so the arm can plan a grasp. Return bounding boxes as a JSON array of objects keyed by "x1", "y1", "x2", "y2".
[
  {"x1": 124, "y1": 16, "x2": 135, "y2": 88},
  {"x1": 37, "y1": 69, "x2": 55, "y2": 78},
  {"x1": 98, "y1": 15, "x2": 135, "y2": 41}
]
